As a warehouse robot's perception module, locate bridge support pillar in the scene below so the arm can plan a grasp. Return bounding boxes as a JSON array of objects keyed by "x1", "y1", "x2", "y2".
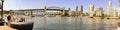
[
  {"x1": 61, "y1": 7, "x2": 65, "y2": 16},
  {"x1": 31, "y1": 10, "x2": 33, "y2": 15},
  {"x1": 44, "y1": 6, "x2": 47, "y2": 17}
]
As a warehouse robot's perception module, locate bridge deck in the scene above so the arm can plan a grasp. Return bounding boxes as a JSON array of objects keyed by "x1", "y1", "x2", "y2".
[{"x1": 13, "y1": 9, "x2": 68, "y2": 11}]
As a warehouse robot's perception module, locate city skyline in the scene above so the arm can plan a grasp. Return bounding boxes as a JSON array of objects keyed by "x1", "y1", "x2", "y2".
[{"x1": 2, "y1": 0, "x2": 119, "y2": 12}]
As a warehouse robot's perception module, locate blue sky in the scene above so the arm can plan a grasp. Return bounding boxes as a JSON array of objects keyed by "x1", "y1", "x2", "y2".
[{"x1": 3, "y1": 0, "x2": 119, "y2": 12}]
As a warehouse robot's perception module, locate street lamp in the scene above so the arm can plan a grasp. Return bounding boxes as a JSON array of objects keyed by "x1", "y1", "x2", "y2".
[{"x1": 1, "y1": 0, "x2": 4, "y2": 20}]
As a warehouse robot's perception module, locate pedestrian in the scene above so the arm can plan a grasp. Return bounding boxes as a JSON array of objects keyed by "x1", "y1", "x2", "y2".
[{"x1": 7, "y1": 10, "x2": 12, "y2": 26}]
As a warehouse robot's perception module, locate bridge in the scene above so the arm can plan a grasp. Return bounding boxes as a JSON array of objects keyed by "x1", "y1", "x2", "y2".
[
  {"x1": 12, "y1": 6, "x2": 69, "y2": 16},
  {"x1": 13, "y1": 6, "x2": 68, "y2": 11},
  {"x1": 13, "y1": 9, "x2": 68, "y2": 11}
]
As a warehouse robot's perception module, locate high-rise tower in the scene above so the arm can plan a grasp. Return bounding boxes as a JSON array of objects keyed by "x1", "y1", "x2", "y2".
[
  {"x1": 89, "y1": 4, "x2": 94, "y2": 17},
  {"x1": 75, "y1": 6, "x2": 78, "y2": 16},
  {"x1": 80, "y1": 5, "x2": 83, "y2": 16},
  {"x1": 80, "y1": 5, "x2": 83, "y2": 13},
  {"x1": 118, "y1": 0, "x2": 120, "y2": 16},
  {"x1": 106, "y1": 1, "x2": 112, "y2": 16}
]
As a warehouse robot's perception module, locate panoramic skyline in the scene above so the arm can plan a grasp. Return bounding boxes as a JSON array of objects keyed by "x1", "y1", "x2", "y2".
[{"x1": 3, "y1": 0, "x2": 119, "y2": 12}]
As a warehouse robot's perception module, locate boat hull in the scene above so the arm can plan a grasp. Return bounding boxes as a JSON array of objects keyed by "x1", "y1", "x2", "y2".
[{"x1": 10, "y1": 22, "x2": 34, "y2": 30}]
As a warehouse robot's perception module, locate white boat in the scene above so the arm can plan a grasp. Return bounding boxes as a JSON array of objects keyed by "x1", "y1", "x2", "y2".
[{"x1": 8, "y1": 17, "x2": 34, "y2": 30}]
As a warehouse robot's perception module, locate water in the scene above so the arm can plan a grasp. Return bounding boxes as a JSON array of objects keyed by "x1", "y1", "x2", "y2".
[{"x1": 27, "y1": 17, "x2": 118, "y2": 30}]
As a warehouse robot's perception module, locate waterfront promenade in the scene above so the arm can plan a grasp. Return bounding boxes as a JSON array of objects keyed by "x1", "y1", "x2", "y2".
[{"x1": 0, "y1": 26, "x2": 16, "y2": 30}]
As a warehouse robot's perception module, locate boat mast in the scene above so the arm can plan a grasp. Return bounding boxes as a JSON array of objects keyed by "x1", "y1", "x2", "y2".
[
  {"x1": 1, "y1": 0, "x2": 4, "y2": 20},
  {"x1": 118, "y1": 0, "x2": 120, "y2": 7}
]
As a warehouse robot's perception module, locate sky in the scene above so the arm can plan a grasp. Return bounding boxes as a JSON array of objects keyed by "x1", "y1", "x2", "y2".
[{"x1": 2, "y1": 0, "x2": 119, "y2": 12}]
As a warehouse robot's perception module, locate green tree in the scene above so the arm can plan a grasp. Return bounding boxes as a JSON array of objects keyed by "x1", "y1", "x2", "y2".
[
  {"x1": 118, "y1": 15, "x2": 120, "y2": 19},
  {"x1": 93, "y1": 13, "x2": 96, "y2": 17}
]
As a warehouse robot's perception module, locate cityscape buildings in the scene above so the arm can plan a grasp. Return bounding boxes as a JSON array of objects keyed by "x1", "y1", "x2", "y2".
[{"x1": 12, "y1": 0, "x2": 120, "y2": 18}]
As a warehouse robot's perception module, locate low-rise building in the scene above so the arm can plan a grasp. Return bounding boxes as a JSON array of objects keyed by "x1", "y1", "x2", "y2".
[{"x1": 95, "y1": 7, "x2": 103, "y2": 17}]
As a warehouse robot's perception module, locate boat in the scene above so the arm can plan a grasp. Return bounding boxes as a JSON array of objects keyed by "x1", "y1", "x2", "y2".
[
  {"x1": 10, "y1": 17, "x2": 34, "y2": 30},
  {"x1": 10, "y1": 22, "x2": 34, "y2": 30}
]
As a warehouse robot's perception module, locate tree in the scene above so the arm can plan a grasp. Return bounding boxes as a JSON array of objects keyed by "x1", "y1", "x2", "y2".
[{"x1": 118, "y1": 15, "x2": 120, "y2": 19}]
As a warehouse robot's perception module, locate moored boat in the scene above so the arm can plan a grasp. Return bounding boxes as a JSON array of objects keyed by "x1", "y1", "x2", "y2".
[
  {"x1": 10, "y1": 22, "x2": 34, "y2": 30},
  {"x1": 9, "y1": 17, "x2": 34, "y2": 30}
]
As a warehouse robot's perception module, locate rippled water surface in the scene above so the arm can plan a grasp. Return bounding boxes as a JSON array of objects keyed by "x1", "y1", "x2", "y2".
[{"x1": 30, "y1": 17, "x2": 118, "y2": 30}]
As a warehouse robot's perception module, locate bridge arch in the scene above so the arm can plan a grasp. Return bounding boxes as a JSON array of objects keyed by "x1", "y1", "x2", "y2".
[{"x1": 47, "y1": 6, "x2": 61, "y2": 9}]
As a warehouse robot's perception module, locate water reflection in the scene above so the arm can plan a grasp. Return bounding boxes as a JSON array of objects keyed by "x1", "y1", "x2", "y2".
[
  {"x1": 44, "y1": 16, "x2": 47, "y2": 30},
  {"x1": 33, "y1": 17, "x2": 118, "y2": 30},
  {"x1": 104, "y1": 19, "x2": 117, "y2": 30},
  {"x1": 94, "y1": 18, "x2": 103, "y2": 30},
  {"x1": 68, "y1": 17, "x2": 71, "y2": 30}
]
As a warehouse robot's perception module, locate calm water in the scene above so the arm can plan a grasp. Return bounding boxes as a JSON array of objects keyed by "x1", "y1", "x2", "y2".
[{"x1": 26, "y1": 17, "x2": 118, "y2": 30}]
